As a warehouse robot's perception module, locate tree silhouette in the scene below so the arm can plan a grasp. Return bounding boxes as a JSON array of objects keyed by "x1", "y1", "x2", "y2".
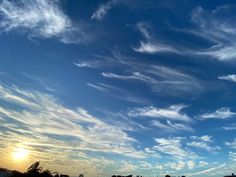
[{"x1": 9, "y1": 161, "x2": 72, "y2": 177}]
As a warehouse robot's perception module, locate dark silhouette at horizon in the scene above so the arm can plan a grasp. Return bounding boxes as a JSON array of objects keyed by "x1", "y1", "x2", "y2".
[{"x1": 0, "y1": 162, "x2": 235, "y2": 177}]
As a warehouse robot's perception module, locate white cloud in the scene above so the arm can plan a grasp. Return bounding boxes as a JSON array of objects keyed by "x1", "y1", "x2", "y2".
[
  {"x1": 191, "y1": 6, "x2": 236, "y2": 60},
  {"x1": 75, "y1": 52, "x2": 204, "y2": 97},
  {"x1": 101, "y1": 62, "x2": 203, "y2": 96},
  {"x1": 186, "y1": 160, "x2": 195, "y2": 169},
  {"x1": 118, "y1": 161, "x2": 137, "y2": 173},
  {"x1": 198, "y1": 107, "x2": 236, "y2": 120},
  {"x1": 102, "y1": 72, "x2": 156, "y2": 83},
  {"x1": 187, "y1": 141, "x2": 220, "y2": 152},
  {"x1": 128, "y1": 104, "x2": 192, "y2": 122},
  {"x1": 190, "y1": 135, "x2": 212, "y2": 143},
  {"x1": 218, "y1": 74, "x2": 236, "y2": 83},
  {"x1": 166, "y1": 160, "x2": 195, "y2": 170},
  {"x1": 229, "y1": 151, "x2": 236, "y2": 161},
  {"x1": 0, "y1": 0, "x2": 83, "y2": 43},
  {"x1": 134, "y1": 22, "x2": 179, "y2": 54},
  {"x1": 133, "y1": 41, "x2": 179, "y2": 54},
  {"x1": 225, "y1": 138, "x2": 236, "y2": 149},
  {"x1": 187, "y1": 135, "x2": 220, "y2": 152},
  {"x1": 168, "y1": 161, "x2": 185, "y2": 170},
  {"x1": 91, "y1": 0, "x2": 120, "y2": 20},
  {"x1": 223, "y1": 124, "x2": 236, "y2": 131},
  {"x1": 133, "y1": 6, "x2": 236, "y2": 60},
  {"x1": 190, "y1": 164, "x2": 226, "y2": 176},
  {"x1": 87, "y1": 82, "x2": 110, "y2": 92},
  {"x1": 86, "y1": 82, "x2": 150, "y2": 104},
  {"x1": 152, "y1": 120, "x2": 193, "y2": 132},
  {"x1": 198, "y1": 161, "x2": 209, "y2": 167},
  {"x1": 153, "y1": 137, "x2": 193, "y2": 159}
]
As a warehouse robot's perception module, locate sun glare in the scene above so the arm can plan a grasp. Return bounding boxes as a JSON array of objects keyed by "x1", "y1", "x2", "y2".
[{"x1": 12, "y1": 147, "x2": 29, "y2": 161}]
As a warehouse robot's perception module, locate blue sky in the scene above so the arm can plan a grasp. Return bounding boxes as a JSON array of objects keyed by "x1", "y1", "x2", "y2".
[{"x1": 0, "y1": 0, "x2": 236, "y2": 176}]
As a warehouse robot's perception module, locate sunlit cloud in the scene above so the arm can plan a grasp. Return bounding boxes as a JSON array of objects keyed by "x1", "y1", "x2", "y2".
[{"x1": 0, "y1": 83, "x2": 149, "y2": 162}]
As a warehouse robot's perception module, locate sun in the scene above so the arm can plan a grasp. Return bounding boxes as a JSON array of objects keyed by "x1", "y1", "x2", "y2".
[{"x1": 12, "y1": 147, "x2": 29, "y2": 161}]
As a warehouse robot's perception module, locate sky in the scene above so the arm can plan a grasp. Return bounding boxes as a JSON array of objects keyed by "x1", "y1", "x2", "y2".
[{"x1": 0, "y1": 0, "x2": 236, "y2": 177}]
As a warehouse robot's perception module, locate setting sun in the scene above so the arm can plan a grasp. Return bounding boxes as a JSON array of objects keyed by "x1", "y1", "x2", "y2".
[{"x1": 12, "y1": 147, "x2": 29, "y2": 161}]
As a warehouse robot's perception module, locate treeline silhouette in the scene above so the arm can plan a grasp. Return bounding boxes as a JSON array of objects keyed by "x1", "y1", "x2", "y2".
[
  {"x1": 0, "y1": 162, "x2": 235, "y2": 177},
  {"x1": 4, "y1": 161, "x2": 70, "y2": 177}
]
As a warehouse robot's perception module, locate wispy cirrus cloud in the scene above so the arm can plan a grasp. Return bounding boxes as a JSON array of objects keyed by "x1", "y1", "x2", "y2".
[
  {"x1": 225, "y1": 140, "x2": 236, "y2": 163},
  {"x1": 152, "y1": 120, "x2": 193, "y2": 132},
  {"x1": 0, "y1": 0, "x2": 85, "y2": 43},
  {"x1": 191, "y1": 5, "x2": 236, "y2": 60},
  {"x1": 102, "y1": 66, "x2": 203, "y2": 96},
  {"x1": 91, "y1": 0, "x2": 120, "y2": 20},
  {"x1": 225, "y1": 138, "x2": 236, "y2": 149},
  {"x1": 133, "y1": 6, "x2": 236, "y2": 61},
  {"x1": 0, "y1": 83, "x2": 149, "y2": 161},
  {"x1": 128, "y1": 104, "x2": 191, "y2": 122},
  {"x1": 87, "y1": 82, "x2": 110, "y2": 92},
  {"x1": 223, "y1": 124, "x2": 236, "y2": 131},
  {"x1": 75, "y1": 51, "x2": 204, "y2": 96},
  {"x1": 133, "y1": 22, "x2": 179, "y2": 54},
  {"x1": 218, "y1": 74, "x2": 236, "y2": 83},
  {"x1": 187, "y1": 135, "x2": 220, "y2": 152},
  {"x1": 229, "y1": 151, "x2": 236, "y2": 161},
  {"x1": 102, "y1": 72, "x2": 156, "y2": 83},
  {"x1": 87, "y1": 82, "x2": 150, "y2": 104},
  {"x1": 153, "y1": 137, "x2": 194, "y2": 159},
  {"x1": 198, "y1": 107, "x2": 236, "y2": 120}
]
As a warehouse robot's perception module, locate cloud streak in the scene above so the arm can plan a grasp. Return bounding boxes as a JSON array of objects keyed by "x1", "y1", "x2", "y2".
[
  {"x1": 128, "y1": 104, "x2": 192, "y2": 122},
  {"x1": 187, "y1": 135, "x2": 220, "y2": 152},
  {"x1": 153, "y1": 137, "x2": 194, "y2": 159},
  {"x1": 218, "y1": 74, "x2": 236, "y2": 83},
  {"x1": 191, "y1": 5, "x2": 236, "y2": 60},
  {"x1": 198, "y1": 107, "x2": 236, "y2": 120},
  {"x1": 133, "y1": 22, "x2": 179, "y2": 54},
  {"x1": 152, "y1": 120, "x2": 193, "y2": 132},
  {"x1": 91, "y1": 0, "x2": 120, "y2": 20}
]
